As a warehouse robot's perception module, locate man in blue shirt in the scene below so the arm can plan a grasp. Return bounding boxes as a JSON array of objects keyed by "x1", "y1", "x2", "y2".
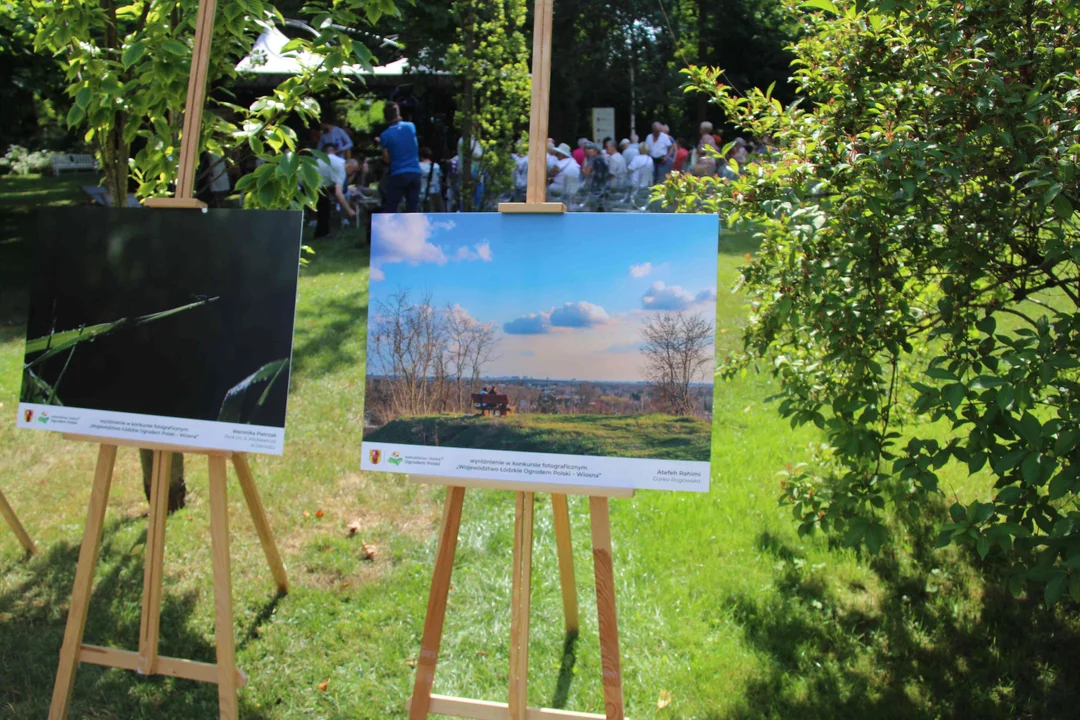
[
  {"x1": 317, "y1": 121, "x2": 353, "y2": 155},
  {"x1": 379, "y1": 102, "x2": 423, "y2": 213}
]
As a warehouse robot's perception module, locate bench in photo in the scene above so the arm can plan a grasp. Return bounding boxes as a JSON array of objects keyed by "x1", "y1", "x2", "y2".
[
  {"x1": 50, "y1": 154, "x2": 98, "y2": 175},
  {"x1": 472, "y1": 393, "x2": 512, "y2": 417}
]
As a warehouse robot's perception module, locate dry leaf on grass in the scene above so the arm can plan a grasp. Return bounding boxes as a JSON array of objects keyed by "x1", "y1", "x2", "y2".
[
  {"x1": 657, "y1": 689, "x2": 673, "y2": 709},
  {"x1": 405, "y1": 659, "x2": 417, "y2": 668},
  {"x1": 316, "y1": 680, "x2": 329, "y2": 692},
  {"x1": 476, "y1": 650, "x2": 488, "y2": 657},
  {"x1": 302, "y1": 510, "x2": 310, "y2": 518},
  {"x1": 315, "y1": 509, "x2": 325, "y2": 519},
  {"x1": 361, "y1": 542, "x2": 377, "y2": 560},
  {"x1": 346, "y1": 520, "x2": 361, "y2": 537}
]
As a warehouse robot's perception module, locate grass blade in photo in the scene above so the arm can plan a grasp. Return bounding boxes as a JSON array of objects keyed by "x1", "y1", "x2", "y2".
[{"x1": 218, "y1": 358, "x2": 290, "y2": 424}]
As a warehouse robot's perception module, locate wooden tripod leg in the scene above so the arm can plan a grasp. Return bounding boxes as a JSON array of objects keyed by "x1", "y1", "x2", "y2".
[
  {"x1": 138, "y1": 451, "x2": 171, "y2": 675},
  {"x1": 409, "y1": 486, "x2": 466, "y2": 719},
  {"x1": 509, "y1": 491, "x2": 535, "y2": 720},
  {"x1": 232, "y1": 453, "x2": 288, "y2": 593},
  {"x1": 49, "y1": 444, "x2": 117, "y2": 720},
  {"x1": 0, "y1": 487, "x2": 36, "y2": 555},
  {"x1": 551, "y1": 493, "x2": 578, "y2": 635},
  {"x1": 208, "y1": 456, "x2": 239, "y2": 720},
  {"x1": 589, "y1": 497, "x2": 625, "y2": 720}
]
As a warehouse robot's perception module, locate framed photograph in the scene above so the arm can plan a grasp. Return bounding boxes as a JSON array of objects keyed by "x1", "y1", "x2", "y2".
[
  {"x1": 16, "y1": 207, "x2": 303, "y2": 455},
  {"x1": 361, "y1": 212, "x2": 719, "y2": 491}
]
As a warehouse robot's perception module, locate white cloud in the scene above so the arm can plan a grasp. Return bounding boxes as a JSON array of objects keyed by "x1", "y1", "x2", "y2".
[
  {"x1": 371, "y1": 214, "x2": 447, "y2": 266},
  {"x1": 454, "y1": 241, "x2": 495, "y2": 262},
  {"x1": 370, "y1": 266, "x2": 385, "y2": 281},
  {"x1": 642, "y1": 282, "x2": 717, "y2": 311},
  {"x1": 549, "y1": 301, "x2": 609, "y2": 328},
  {"x1": 629, "y1": 262, "x2": 653, "y2": 278},
  {"x1": 503, "y1": 312, "x2": 551, "y2": 335}
]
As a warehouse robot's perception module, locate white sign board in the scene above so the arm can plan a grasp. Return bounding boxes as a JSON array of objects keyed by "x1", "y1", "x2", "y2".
[{"x1": 591, "y1": 107, "x2": 616, "y2": 144}]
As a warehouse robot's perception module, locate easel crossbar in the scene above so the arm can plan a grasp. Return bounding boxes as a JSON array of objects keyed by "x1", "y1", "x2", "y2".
[
  {"x1": 78, "y1": 644, "x2": 249, "y2": 687},
  {"x1": 409, "y1": 694, "x2": 617, "y2": 720}
]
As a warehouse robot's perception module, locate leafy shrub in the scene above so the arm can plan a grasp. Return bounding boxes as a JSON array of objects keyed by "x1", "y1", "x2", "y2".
[
  {"x1": 0, "y1": 145, "x2": 53, "y2": 175},
  {"x1": 667, "y1": 0, "x2": 1080, "y2": 603}
]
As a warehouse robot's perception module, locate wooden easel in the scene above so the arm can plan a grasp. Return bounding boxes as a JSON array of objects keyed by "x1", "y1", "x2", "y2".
[
  {"x1": 407, "y1": 2, "x2": 629, "y2": 718},
  {"x1": 48, "y1": 2, "x2": 289, "y2": 718},
  {"x1": 0, "y1": 487, "x2": 36, "y2": 555}
]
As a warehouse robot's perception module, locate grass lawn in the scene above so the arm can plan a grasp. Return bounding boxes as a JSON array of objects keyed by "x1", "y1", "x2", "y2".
[
  {"x1": 365, "y1": 413, "x2": 712, "y2": 461},
  {"x1": 1, "y1": 176, "x2": 1078, "y2": 719}
]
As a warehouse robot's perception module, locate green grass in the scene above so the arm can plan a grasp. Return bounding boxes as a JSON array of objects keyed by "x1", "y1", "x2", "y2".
[
  {"x1": 0, "y1": 176, "x2": 1077, "y2": 719},
  {"x1": 365, "y1": 413, "x2": 711, "y2": 461}
]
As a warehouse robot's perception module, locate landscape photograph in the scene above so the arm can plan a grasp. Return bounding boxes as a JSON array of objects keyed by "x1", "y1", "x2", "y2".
[
  {"x1": 362, "y1": 212, "x2": 719, "y2": 462},
  {"x1": 20, "y1": 207, "x2": 303, "y2": 428}
]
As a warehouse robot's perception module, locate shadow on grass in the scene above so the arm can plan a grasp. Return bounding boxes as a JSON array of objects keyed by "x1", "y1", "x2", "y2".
[
  {"x1": 549, "y1": 631, "x2": 579, "y2": 709},
  {"x1": 0, "y1": 515, "x2": 271, "y2": 719},
  {"x1": 720, "y1": 529, "x2": 1080, "y2": 719},
  {"x1": 291, "y1": 291, "x2": 368, "y2": 382}
]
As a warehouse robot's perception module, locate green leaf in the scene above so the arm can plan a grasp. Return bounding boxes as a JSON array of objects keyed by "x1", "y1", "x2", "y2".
[
  {"x1": 162, "y1": 40, "x2": 188, "y2": 56},
  {"x1": 942, "y1": 383, "x2": 965, "y2": 410},
  {"x1": 802, "y1": 0, "x2": 839, "y2": 13},
  {"x1": 1045, "y1": 573, "x2": 1066, "y2": 605},
  {"x1": 1070, "y1": 574, "x2": 1080, "y2": 603},
  {"x1": 864, "y1": 523, "x2": 886, "y2": 554},
  {"x1": 122, "y1": 41, "x2": 147, "y2": 68},
  {"x1": 75, "y1": 86, "x2": 92, "y2": 109},
  {"x1": 1053, "y1": 194, "x2": 1074, "y2": 221},
  {"x1": 66, "y1": 104, "x2": 85, "y2": 128},
  {"x1": 976, "y1": 534, "x2": 990, "y2": 558},
  {"x1": 925, "y1": 367, "x2": 958, "y2": 381}
]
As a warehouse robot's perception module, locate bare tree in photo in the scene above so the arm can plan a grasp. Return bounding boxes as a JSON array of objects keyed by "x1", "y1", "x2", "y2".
[
  {"x1": 370, "y1": 289, "x2": 446, "y2": 418},
  {"x1": 369, "y1": 291, "x2": 500, "y2": 422},
  {"x1": 641, "y1": 311, "x2": 713, "y2": 416}
]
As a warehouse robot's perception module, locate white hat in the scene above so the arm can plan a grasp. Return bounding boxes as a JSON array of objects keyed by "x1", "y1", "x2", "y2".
[
  {"x1": 619, "y1": 138, "x2": 630, "y2": 148},
  {"x1": 553, "y1": 143, "x2": 572, "y2": 158}
]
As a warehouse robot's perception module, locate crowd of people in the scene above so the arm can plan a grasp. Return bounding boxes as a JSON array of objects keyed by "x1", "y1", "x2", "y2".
[{"x1": 305, "y1": 106, "x2": 771, "y2": 233}]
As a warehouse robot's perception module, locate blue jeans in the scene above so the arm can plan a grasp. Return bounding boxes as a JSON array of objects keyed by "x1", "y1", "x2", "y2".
[{"x1": 382, "y1": 172, "x2": 422, "y2": 213}]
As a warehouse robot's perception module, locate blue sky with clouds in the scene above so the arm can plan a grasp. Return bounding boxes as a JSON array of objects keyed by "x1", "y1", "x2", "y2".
[{"x1": 369, "y1": 213, "x2": 719, "y2": 382}]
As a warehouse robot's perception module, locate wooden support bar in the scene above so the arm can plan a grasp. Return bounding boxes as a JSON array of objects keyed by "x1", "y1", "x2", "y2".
[
  {"x1": 589, "y1": 497, "x2": 624, "y2": 720},
  {"x1": 410, "y1": 475, "x2": 634, "y2": 499},
  {"x1": 62, "y1": 433, "x2": 233, "y2": 457},
  {"x1": 174, "y1": 0, "x2": 219, "y2": 199},
  {"x1": 232, "y1": 453, "x2": 289, "y2": 593},
  {"x1": 409, "y1": 486, "x2": 468, "y2": 719},
  {"x1": 409, "y1": 694, "x2": 611, "y2": 720},
  {"x1": 49, "y1": 444, "x2": 117, "y2": 720},
  {"x1": 550, "y1": 494, "x2": 578, "y2": 635},
  {"x1": 78, "y1": 645, "x2": 248, "y2": 688},
  {"x1": 143, "y1": 197, "x2": 208, "y2": 209},
  {"x1": 509, "y1": 492, "x2": 535, "y2": 720},
  {"x1": 0, "y1": 487, "x2": 36, "y2": 555},
  {"x1": 498, "y1": 202, "x2": 565, "y2": 213},
  {"x1": 138, "y1": 451, "x2": 171, "y2": 675},
  {"x1": 208, "y1": 455, "x2": 239, "y2": 720},
  {"x1": 525, "y1": 0, "x2": 555, "y2": 203}
]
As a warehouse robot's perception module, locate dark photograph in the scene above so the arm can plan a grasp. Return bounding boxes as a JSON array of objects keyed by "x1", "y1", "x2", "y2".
[{"x1": 20, "y1": 207, "x2": 303, "y2": 428}]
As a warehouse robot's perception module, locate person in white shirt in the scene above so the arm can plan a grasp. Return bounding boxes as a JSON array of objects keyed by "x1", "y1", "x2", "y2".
[
  {"x1": 512, "y1": 152, "x2": 529, "y2": 200},
  {"x1": 547, "y1": 143, "x2": 580, "y2": 200},
  {"x1": 620, "y1": 138, "x2": 639, "y2": 166},
  {"x1": 644, "y1": 121, "x2": 675, "y2": 183},
  {"x1": 418, "y1": 147, "x2": 445, "y2": 212},
  {"x1": 314, "y1": 151, "x2": 356, "y2": 237},
  {"x1": 627, "y1": 142, "x2": 654, "y2": 189},
  {"x1": 604, "y1": 140, "x2": 628, "y2": 188}
]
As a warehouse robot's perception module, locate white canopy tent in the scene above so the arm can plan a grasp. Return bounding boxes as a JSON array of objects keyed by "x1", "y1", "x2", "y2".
[{"x1": 235, "y1": 27, "x2": 440, "y2": 80}]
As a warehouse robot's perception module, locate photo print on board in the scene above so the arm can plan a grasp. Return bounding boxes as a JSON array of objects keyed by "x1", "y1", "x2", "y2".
[
  {"x1": 16, "y1": 207, "x2": 303, "y2": 455},
  {"x1": 361, "y1": 212, "x2": 720, "y2": 491}
]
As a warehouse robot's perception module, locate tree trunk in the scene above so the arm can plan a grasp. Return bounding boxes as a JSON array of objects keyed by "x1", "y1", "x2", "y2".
[
  {"x1": 99, "y1": 0, "x2": 187, "y2": 511},
  {"x1": 139, "y1": 449, "x2": 188, "y2": 512},
  {"x1": 458, "y1": 1, "x2": 476, "y2": 212}
]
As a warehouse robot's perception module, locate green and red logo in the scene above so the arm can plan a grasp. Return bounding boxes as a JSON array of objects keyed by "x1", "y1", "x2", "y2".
[
  {"x1": 369, "y1": 448, "x2": 381, "y2": 465},
  {"x1": 388, "y1": 452, "x2": 403, "y2": 466}
]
